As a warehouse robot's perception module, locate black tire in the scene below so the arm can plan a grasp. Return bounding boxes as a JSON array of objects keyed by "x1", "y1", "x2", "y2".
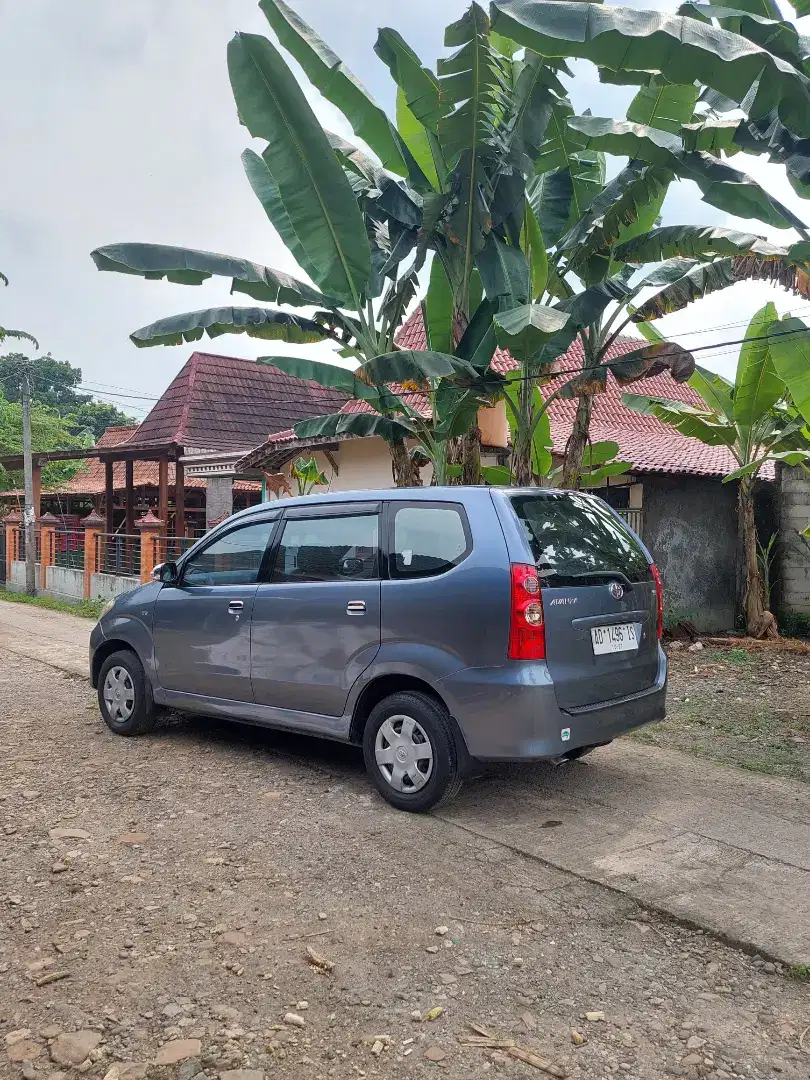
[
  {"x1": 362, "y1": 691, "x2": 462, "y2": 813},
  {"x1": 98, "y1": 649, "x2": 158, "y2": 737}
]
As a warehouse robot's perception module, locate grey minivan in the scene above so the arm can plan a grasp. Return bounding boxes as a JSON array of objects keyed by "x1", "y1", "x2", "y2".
[{"x1": 90, "y1": 487, "x2": 666, "y2": 812}]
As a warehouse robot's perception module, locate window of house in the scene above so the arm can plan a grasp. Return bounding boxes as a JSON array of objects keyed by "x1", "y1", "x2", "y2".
[
  {"x1": 271, "y1": 514, "x2": 379, "y2": 583},
  {"x1": 182, "y1": 520, "x2": 276, "y2": 587},
  {"x1": 390, "y1": 504, "x2": 470, "y2": 579}
]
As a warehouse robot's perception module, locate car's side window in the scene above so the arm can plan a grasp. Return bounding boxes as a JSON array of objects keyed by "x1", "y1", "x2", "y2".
[
  {"x1": 390, "y1": 504, "x2": 470, "y2": 579},
  {"x1": 181, "y1": 521, "x2": 276, "y2": 587},
  {"x1": 271, "y1": 514, "x2": 379, "y2": 583}
]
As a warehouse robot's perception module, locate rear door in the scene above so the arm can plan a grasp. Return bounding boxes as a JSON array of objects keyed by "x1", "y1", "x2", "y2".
[
  {"x1": 509, "y1": 492, "x2": 658, "y2": 710},
  {"x1": 250, "y1": 502, "x2": 382, "y2": 716}
]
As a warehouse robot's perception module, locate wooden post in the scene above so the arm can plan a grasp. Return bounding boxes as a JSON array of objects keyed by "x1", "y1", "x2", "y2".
[
  {"x1": 32, "y1": 463, "x2": 42, "y2": 522},
  {"x1": 81, "y1": 510, "x2": 105, "y2": 601},
  {"x1": 158, "y1": 458, "x2": 169, "y2": 529},
  {"x1": 104, "y1": 460, "x2": 115, "y2": 538},
  {"x1": 175, "y1": 459, "x2": 185, "y2": 538},
  {"x1": 124, "y1": 460, "x2": 135, "y2": 535},
  {"x1": 4, "y1": 509, "x2": 21, "y2": 583},
  {"x1": 136, "y1": 509, "x2": 165, "y2": 584},
  {"x1": 39, "y1": 512, "x2": 57, "y2": 593}
]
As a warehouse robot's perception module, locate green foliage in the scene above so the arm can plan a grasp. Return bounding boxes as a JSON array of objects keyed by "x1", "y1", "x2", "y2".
[
  {"x1": 0, "y1": 590, "x2": 106, "y2": 621},
  {"x1": 290, "y1": 456, "x2": 328, "y2": 495},
  {"x1": 0, "y1": 391, "x2": 88, "y2": 492}
]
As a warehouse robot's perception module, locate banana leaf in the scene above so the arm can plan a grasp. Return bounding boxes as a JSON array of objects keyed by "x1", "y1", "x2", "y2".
[
  {"x1": 257, "y1": 355, "x2": 379, "y2": 401},
  {"x1": 374, "y1": 28, "x2": 446, "y2": 132},
  {"x1": 456, "y1": 298, "x2": 498, "y2": 373},
  {"x1": 733, "y1": 302, "x2": 784, "y2": 434},
  {"x1": 527, "y1": 167, "x2": 574, "y2": 248},
  {"x1": 129, "y1": 306, "x2": 331, "y2": 348},
  {"x1": 631, "y1": 258, "x2": 738, "y2": 320},
  {"x1": 626, "y1": 75, "x2": 700, "y2": 135},
  {"x1": 259, "y1": 0, "x2": 426, "y2": 187},
  {"x1": 396, "y1": 88, "x2": 444, "y2": 192},
  {"x1": 579, "y1": 460, "x2": 633, "y2": 487},
  {"x1": 91, "y1": 242, "x2": 333, "y2": 308},
  {"x1": 494, "y1": 302, "x2": 571, "y2": 361},
  {"x1": 228, "y1": 33, "x2": 370, "y2": 305},
  {"x1": 567, "y1": 116, "x2": 806, "y2": 230},
  {"x1": 424, "y1": 258, "x2": 455, "y2": 355},
  {"x1": 689, "y1": 364, "x2": 735, "y2": 420},
  {"x1": 490, "y1": 1, "x2": 810, "y2": 139},
  {"x1": 357, "y1": 349, "x2": 461, "y2": 385},
  {"x1": 677, "y1": 4, "x2": 810, "y2": 73},
  {"x1": 536, "y1": 99, "x2": 605, "y2": 223},
  {"x1": 614, "y1": 224, "x2": 786, "y2": 263},
  {"x1": 606, "y1": 340, "x2": 696, "y2": 385},
  {"x1": 723, "y1": 450, "x2": 810, "y2": 482},
  {"x1": 622, "y1": 393, "x2": 738, "y2": 444},
  {"x1": 476, "y1": 234, "x2": 532, "y2": 305},
  {"x1": 293, "y1": 411, "x2": 416, "y2": 442},
  {"x1": 767, "y1": 315, "x2": 810, "y2": 426}
]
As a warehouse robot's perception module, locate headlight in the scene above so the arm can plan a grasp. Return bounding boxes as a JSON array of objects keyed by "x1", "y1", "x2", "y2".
[{"x1": 100, "y1": 599, "x2": 116, "y2": 618}]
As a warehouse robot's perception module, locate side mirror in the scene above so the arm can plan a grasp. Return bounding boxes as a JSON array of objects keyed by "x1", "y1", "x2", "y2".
[{"x1": 151, "y1": 561, "x2": 178, "y2": 584}]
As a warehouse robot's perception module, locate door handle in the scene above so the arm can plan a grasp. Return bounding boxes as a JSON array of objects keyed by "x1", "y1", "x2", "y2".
[
  {"x1": 347, "y1": 600, "x2": 366, "y2": 615},
  {"x1": 228, "y1": 600, "x2": 244, "y2": 612}
]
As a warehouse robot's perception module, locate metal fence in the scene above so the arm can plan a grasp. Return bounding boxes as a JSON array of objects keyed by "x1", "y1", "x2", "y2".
[
  {"x1": 95, "y1": 533, "x2": 142, "y2": 578},
  {"x1": 152, "y1": 535, "x2": 196, "y2": 570},
  {"x1": 53, "y1": 529, "x2": 85, "y2": 570}
]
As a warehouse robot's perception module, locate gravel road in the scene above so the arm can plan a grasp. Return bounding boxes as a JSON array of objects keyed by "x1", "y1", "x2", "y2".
[{"x1": 2, "y1": 650, "x2": 808, "y2": 1080}]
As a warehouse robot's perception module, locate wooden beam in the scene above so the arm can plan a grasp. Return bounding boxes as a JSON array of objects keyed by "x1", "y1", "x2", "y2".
[
  {"x1": 105, "y1": 460, "x2": 114, "y2": 536},
  {"x1": 158, "y1": 457, "x2": 169, "y2": 526},
  {"x1": 125, "y1": 460, "x2": 135, "y2": 535},
  {"x1": 32, "y1": 464, "x2": 42, "y2": 520},
  {"x1": 175, "y1": 459, "x2": 185, "y2": 538}
]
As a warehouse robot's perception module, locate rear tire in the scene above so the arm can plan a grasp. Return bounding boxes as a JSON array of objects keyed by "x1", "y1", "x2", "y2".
[
  {"x1": 98, "y1": 650, "x2": 158, "y2": 736},
  {"x1": 362, "y1": 691, "x2": 462, "y2": 813}
]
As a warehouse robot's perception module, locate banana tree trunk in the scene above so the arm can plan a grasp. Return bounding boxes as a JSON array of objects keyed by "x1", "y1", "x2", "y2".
[
  {"x1": 390, "y1": 438, "x2": 422, "y2": 488},
  {"x1": 561, "y1": 393, "x2": 594, "y2": 490},
  {"x1": 739, "y1": 477, "x2": 777, "y2": 638},
  {"x1": 512, "y1": 435, "x2": 532, "y2": 486},
  {"x1": 460, "y1": 426, "x2": 481, "y2": 485}
]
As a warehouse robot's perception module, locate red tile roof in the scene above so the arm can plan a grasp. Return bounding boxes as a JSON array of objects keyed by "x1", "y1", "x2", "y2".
[
  {"x1": 391, "y1": 309, "x2": 748, "y2": 478},
  {"x1": 130, "y1": 351, "x2": 349, "y2": 451}
]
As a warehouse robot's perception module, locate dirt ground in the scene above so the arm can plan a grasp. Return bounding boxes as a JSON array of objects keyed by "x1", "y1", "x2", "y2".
[
  {"x1": 634, "y1": 645, "x2": 810, "y2": 783},
  {"x1": 2, "y1": 650, "x2": 809, "y2": 1080}
]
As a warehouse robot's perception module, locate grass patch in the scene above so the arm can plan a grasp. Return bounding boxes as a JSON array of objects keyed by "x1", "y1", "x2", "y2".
[
  {"x1": 788, "y1": 964, "x2": 810, "y2": 982},
  {"x1": 0, "y1": 589, "x2": 104, "y2": 621},
  {"x1": 726, "y1": 648, "x2": 751, "y2": 666}
]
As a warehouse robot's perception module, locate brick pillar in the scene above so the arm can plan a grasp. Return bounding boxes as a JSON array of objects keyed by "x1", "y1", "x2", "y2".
[
  {"x1": 4, "y1": 509, "x2": 21, "y2": 582},
  {"x1": 136, "y1": 510, "x2": 165, "y2": 584},
  {"x1": 82, "y1": 510, "x2": 105, "y2": 600},
  {"x1": 39, "y1": 512, "x2": 58, "y2": 593}
]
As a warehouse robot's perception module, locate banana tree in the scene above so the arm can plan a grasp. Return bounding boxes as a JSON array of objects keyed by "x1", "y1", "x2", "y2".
[
  {"x1": 624, "y1": 302, "x2": 810, "y2": 636},
  {"x1": 1, "y1": 273, "x2": 38, "y2": 349}
]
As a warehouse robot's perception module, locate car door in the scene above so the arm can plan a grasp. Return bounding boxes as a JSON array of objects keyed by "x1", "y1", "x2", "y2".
[
  {"x1": 250, "y1": 502, "x2": 382, "y2": 716},
  {"x1": 153, "y1": 514, "x2": 279, "y2": 702}
]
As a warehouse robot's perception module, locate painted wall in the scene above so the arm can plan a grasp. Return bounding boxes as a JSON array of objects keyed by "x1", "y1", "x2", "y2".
[
  {"x1": 642, "y1": 474, "x2": 739, "y2": 632},
  {"x1": 779, "y1": 465, "x2": 810, "y2": 616},
  {"x1": 7, "y1": 561, "x2": 41, "y2": 592},
  {"x1": 46, "y1": 565, "x2": 84, "y2": 601},
  {"x1": 90, "y1": 572, "x2": 139, "y2": 602}
]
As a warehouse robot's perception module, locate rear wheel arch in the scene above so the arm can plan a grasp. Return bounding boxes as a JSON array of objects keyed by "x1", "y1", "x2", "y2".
[{"x1": 350, "y1": 674, "x2": 447, "y2": 744}]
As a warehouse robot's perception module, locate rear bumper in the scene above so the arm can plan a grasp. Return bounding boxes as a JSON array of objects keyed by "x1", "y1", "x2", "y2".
[{"x1": 437, "y1": 648, "x2": 667, "y2": 761}]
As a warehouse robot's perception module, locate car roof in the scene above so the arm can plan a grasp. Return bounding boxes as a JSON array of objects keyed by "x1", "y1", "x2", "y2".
[{"x1": 228, "y1": 485, "x2": 588, "y2": 524}]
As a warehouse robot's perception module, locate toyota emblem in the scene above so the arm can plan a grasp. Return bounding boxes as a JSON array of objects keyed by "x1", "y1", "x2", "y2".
[{"x1": 609, "y1": 582, "x2": 624, "y2": 600}]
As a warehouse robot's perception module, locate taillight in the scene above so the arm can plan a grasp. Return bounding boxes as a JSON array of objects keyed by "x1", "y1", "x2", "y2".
[
  {"x1": 509, "y1": 564, "x2": 546, "y2": 660},
  {"x1": 651, "y1": 564, "x2": 664, "y2": 640}
]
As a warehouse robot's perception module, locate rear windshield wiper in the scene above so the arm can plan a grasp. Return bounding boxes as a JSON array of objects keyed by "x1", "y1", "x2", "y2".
[{"x1": 537, "y1": 567, "x2": 634, "y2": 588}]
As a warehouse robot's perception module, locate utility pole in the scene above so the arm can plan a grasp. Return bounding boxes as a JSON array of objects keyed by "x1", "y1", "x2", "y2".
[{"x1": 21, "y1": 364, "x2": 37, "y2": 596}]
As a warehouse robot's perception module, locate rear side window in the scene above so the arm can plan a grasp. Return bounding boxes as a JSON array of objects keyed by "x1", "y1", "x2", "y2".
[
  {"x1": 510, "y1": 492, "x2": 650, "y2": 585},
  {"x1": 271, "y1": 514, "x2": 379, "y2": 583},
  {"x1": 391, "y1": 504, "x2": 470, "y2": 579}
]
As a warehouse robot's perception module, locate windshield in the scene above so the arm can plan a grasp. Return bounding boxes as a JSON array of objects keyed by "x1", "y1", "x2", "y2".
[{"x1": 510, "y1": 492, "x2": 650, "y2": 586}]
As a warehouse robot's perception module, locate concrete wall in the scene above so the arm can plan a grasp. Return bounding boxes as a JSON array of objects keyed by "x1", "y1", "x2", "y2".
[
  {"x1": 642, "y1": 474, "x2": 739, "y2": 632},
  {"x1": 779, "y1": 465, "x2": 810, "y2": 616},
  {"x1": 46, "y1": 565, "x2": 84, "y2": 601},
  {"x1": 7, "y1": 561, "x2": 41, "y2": 592},
  {"x1": 90, "y1": 572, "x2": 138, "y2": 602},
  {"x1": 205, "y1": 474, "x2": 234, "y2": 527}
]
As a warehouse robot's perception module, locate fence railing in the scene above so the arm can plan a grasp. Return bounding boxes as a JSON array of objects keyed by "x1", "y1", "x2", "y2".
[
  {"x1": 152, "y1": 535, "x2": 197, "y2": 568},
  {"x1": 53, "y1": 529, "x2": 85, "y2": 570},
  {"x1": 94, "y1": 533, "x2": 142, "y2": 578},
  {"x1": 617, "y1": 508, "x2": 643, "y2": 537}
]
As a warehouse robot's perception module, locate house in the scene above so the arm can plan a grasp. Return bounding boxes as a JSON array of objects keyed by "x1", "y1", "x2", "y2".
[
  {"x1": 236, "y1": 311, "x2": 775, "y2": 631},
  {"x1": 1, "y1": 351, "x2": 349, "y2": 535}
]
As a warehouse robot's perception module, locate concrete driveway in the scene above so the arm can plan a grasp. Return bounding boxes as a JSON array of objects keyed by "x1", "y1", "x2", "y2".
[{"x1": 1, "y1": 596, "x2": 808, "y2": 967}]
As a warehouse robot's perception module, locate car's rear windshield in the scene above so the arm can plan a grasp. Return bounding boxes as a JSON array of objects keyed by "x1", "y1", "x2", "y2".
[{"x1": 510, "y1": 492, "x2": 650, "y2": 586}]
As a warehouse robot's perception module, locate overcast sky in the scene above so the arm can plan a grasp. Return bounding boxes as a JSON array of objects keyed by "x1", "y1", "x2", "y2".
[{"x1": 2, "y1": 0, "x2": 810, "y2": 420}]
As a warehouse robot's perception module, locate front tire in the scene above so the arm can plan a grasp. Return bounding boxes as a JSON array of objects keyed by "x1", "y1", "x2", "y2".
[
  {"x1": 362, "y1": 691, "x2": 462, "y2": 813},
  {"x1": 98, "y1": 650, "x2": 158, "y2": 736}
]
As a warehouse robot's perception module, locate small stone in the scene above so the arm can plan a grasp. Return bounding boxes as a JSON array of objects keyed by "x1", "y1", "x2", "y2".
[
  {"x1": 296, "y1": 1001, "x2": 309, "y2": 1011},
  {"x1": 162, "y1": 1004, "x2": 183, "y2": 1018},
  {"x1": 50, "y1": 1031, "x2": 102, "y2": 1067},
  {"x1": 117, "y1": 1065, "x2": 148, "y2": 1080},
  {"x1": 571, "y1": 1030, "x2": 586, "y2": 1047},
  {"x1": 219, "y1": 1072, "x2": 264, "y2": 1080},
  {"x1": 584, "y1": 1012, "x2": 605, "y2": 1022},
  {"x1": 7, "y1": 1040, "x2": 42, "y2": 1063},
  {"x1": 411, "y1": 1011, "x2": 423, "y2": 1022},
  {"x1": 5, "y1": 1031, "x2": 33, "y2": 1047},
  {"x1": 220, "y1": 932, "x2": 247, "y2": 947},
  {"x1": 153, "y1": 1040, "x2": 202, "y2": 1066},
  {"x1": 39, "y1": 1026, "x2": 62, "y2": 1040},
  {"x1": 22, "y1": 1066, "x2": 38, "y2": 1080},
  {"x1": 117, "y1": 832, "x2": 149, "y2": 845},
  {"x1": 424, "y1": 1046, "x2": 446, "y2": 1062},
  {"x1": 22, "y1": 790, "x2": 40, "y2": 800},
  {"x1": 49, "y1": 827, "x2": 91, "y2": 840},
  {"x1": 426, "y1": 946, "x2": 439, "y2": 954},
  {"x1": 512, "y1": 957, "x2": 524, "y2": 968},
  {"x1": 688, "y1": 642, "x2": 704, "y2": 652},
  {"x1": 435, "y1": 926, "x2": 449, "y2": 936},
  {"x1": 318, "y1": 912, "x2": 327, "y2": 921},
  {"x1": 686, "y1": 1037, "x2": 707, "y2": 1050},
  {"x1": 439, "y1": 973, "x2": 457, "y2": 985},
  {"x1": 681, "y1": 1053, "x2": 703, "y2": 1066},
  {"x1": 371, "y1": 1041, "x2": 384, "y2": 1057},
  {"x1": 762, "y1": 961, "x2": 776, "y2": 974},
  {"x1": 51, "y1": 863, "x2": 69, "y2": 874},
  {"x1": 283, "y1": 1014, "x2": 305, "y2": 1029}
]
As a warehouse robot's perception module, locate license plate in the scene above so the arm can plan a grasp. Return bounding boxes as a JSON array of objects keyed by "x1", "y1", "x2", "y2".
[{"x1": 591, "y1": 623, "x2": 638, "y2": 655}]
